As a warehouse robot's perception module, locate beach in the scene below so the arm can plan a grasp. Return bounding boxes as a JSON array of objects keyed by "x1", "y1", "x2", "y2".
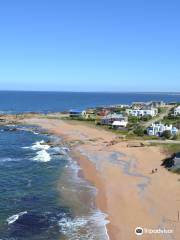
[{"x1": 22, "y1": 116, "x2": 180, "y2": 240}]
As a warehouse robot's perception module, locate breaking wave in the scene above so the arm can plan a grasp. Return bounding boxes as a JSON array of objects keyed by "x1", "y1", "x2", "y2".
[
  {"x1": 23, "y1": 140, "x2": 52, "y2": 162},
  {"x1": 7, "y1": 211, "x2": 28, "y2": 225},
  {"x1": 58, "y1": 210, "x2": 109, "y2": 240}
]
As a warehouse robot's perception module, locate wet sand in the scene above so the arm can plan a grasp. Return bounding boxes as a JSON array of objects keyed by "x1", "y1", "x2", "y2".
[{"x1": 22, "y1": 117, "x2": 180, "y2": 240}]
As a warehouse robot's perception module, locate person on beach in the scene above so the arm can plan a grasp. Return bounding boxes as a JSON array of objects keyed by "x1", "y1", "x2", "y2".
[{"x1": 151, "y1": 168, "x2": 158, "y2": 174}]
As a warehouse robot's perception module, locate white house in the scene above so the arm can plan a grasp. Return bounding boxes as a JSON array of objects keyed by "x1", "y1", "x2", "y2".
[
  {"x1": 112, "y1": 120, "x2": 128, "y2": 128},
  {"x1": 147, "y1": 123, "x2": 178, "y2": 136},
  {"x1": 126, "y1": 108, "x2": 158, "y2": 117},
  {"x1": 101, "y1": 113, "x2": 128, "y2": 126},
  {"x1": 174, "y1": 106, "x2": 180, "y2": 116}
]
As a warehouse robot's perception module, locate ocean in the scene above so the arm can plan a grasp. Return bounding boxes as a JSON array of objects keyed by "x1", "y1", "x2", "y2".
[
  {"x1": 0, "y1": 125, "x2": 109, "y2": 240},
  {"x1": 0, "y1": 91, "x2": 180, "y2": 114},
  {"x1": 0, "y1": 91, "x2": 180, "y2": 240}
]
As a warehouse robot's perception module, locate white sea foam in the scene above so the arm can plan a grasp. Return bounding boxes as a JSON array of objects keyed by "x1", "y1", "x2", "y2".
[
  {"x1": 58, "y1": 210, "x2": 110, "y2": 240},
  {"x1": 31, "y1": 140, "x2": 50, "y2": 150},
  {"x1": 59, "y1": 153, "x2": 110, "y2": 240},
  {"x1": 7, "y1": 211, "x2": 27, "y2": 225},
  {"x1": 22, "y1": 140, "x2": 51, "y2": 162},
  {"x1": 22, "y1": 140, "x2": 50, "y2": 151},
  {"x1": 33, "y1": 131, "x2": 39, "y2": 135},
  {"x1": 33, "y1": 149, "x2": 51, "y2": 162}
]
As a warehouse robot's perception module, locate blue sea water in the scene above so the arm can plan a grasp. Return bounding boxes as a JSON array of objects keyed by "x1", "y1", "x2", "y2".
[
  {"x1": 0, "y1": 125, "x2": 109, "y2": 240},
  {"x1": 0, "y1": 91, "x2": 180, "y2": 114}
]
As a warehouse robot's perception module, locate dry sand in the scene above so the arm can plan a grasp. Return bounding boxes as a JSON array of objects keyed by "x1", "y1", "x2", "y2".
[{"x1": 22, "y1": 117, "x2": 180, "y2": 240}]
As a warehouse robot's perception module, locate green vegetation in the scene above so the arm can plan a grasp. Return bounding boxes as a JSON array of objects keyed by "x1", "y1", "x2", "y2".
[
  {"x1": 162, "y1": 115, "x2": 180, "y2": 128},
  {"x1": 113, "y1": 107, "x2": 126, "y2": 113},
  {"x1": 158, "y1": 107, "x2": 166, "y2": 114},
  {"x1": 171, "y1": 168, "x2": 180, "y2": 174},
  {"x1": 161, "y1": 130, "x2": 172, "y2": 139},
  {"x1": 141, "y1": 115, "x2": 152, "y2": 122},
  {"x1": 133, "y1": 126, "x2": 145, "y2": 136},
  {"x1": 151, "y1": 143, "x2": 180, "y2": 155}
]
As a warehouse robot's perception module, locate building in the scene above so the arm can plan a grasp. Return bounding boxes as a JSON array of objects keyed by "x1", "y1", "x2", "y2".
[
  {"x1": 147, "y1": 123, "x2": 178, "y2": 136},
  {"x1": 83, "y1": 109, "x2": 96, "y2": 119},
  {"x1": 112, "y1": 120, "x2": 128, "y2": 128},
  {"x1": 101, "y1": 113, "x2": 128, "y2": 126},
  {"x1": 174, "y1": 106, "x2": 180, "y2": 116},
  {"x1": 132, "y1": 101, "x2": 165, "y2": 109},
  {"x1": 126, "y1": 107, "x2": 158, "y2": 117},
  {"x1": 69, "y1": 109, "x2": 84, "y2": 118}
]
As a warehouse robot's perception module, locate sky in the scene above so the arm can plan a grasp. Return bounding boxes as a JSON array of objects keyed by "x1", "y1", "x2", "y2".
[{"x1": 0, "y1": 0, "x2": 180, "y2": 92}]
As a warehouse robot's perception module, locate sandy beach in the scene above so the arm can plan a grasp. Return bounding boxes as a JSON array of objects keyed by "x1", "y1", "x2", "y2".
[{"x1": 22, "y1": 117, "x2": 180, "y2": 240}]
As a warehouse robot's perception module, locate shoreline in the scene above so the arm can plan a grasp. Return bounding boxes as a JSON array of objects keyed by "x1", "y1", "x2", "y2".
[
  {"x1": 71, "y1": 150, "x2": 111, "y2": 239},
  {"x1": 20, "y1": 117, "x2": 180, "y2": 240}
]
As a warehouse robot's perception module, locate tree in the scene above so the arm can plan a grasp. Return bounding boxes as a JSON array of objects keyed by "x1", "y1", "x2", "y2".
[
  {"x1": 161, "y1": 130, "x2": 172, "y2": 139},
  {"x1": 129, "y1": 116, "x2": 139, "y2": 123},
  {"x1": 141, "y1": 115, "x2": 152, "y2": 122},
  {"x1": 134, "y1": 127, "x2": 144, "y2": 136}
]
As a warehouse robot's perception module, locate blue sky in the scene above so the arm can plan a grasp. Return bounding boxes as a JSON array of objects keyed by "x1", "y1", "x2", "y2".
[{"x1": 0, "y1": 0, "x2": 180, "y2": 92}]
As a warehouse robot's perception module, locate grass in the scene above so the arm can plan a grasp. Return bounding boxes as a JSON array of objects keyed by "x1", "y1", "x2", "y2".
[
  {"x1": 171, "y1": 169, "x2": 180, "y2": 174},
  {"x1": 151, "y1": 143, "x2": 180, "y2": 155},
  {"x1": 163, "y1": 144, "x2": 180, "y2": 155}
]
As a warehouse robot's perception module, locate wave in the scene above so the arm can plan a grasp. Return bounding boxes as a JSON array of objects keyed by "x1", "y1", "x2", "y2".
[
  {"x1": 7, "y1": 211, "x2": 27, "y2": 225},
  {"x1": 58, "y1": 210, "x2": 109, "y2": 240},
  {"x1": 23, "y1": 140, "x2": 50, "y2": 151},
  {"x1": 22, "y1": 140, "x2": 51, "y2": 162},
  {"x1": 33, "y1": 149, "x2": 51, "y2": 162}
]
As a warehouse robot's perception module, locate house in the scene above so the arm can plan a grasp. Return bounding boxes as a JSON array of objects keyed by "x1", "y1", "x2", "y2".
[
  {"x1": 147, "y1": 123, "x2": 178, "y2": 136},
  {"x1": 132, "y1": 101, "x2": 165, "y2": 109},
  {"x1": 126, "y1": 107, "x2": 158, "y2": 117},
  {"x1": 174, "y1": 106, "x2": 180, "y2": 116},
  {"x1": 112, "y1": 120, "x2": 128, "y2": 128},
  {"x1": 83, "y1": 109, "x2": 96, "y2": 119},
  {"x1": 101, "y1": 113, "x2": 128, "y2": 126},
  {"x1": 69, "y1": 109, "x2": 84, "y2": 118}
]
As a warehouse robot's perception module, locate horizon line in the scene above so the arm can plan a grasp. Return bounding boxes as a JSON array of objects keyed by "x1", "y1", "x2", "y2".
[{"x1": 0, "y1": 90, "x2": 180, "y2": 94}]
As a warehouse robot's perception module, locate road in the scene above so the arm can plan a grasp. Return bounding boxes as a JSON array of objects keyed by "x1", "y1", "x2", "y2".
[{"x1": 142, "y1": 105, "x2": 173, "y2": 128}]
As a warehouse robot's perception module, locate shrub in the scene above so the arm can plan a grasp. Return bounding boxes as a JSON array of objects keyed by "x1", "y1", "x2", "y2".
[
  {"x1": 134, "y1": 127, "x2": 145, "y2": 136},
  {"x1": 128, "y1": 116, "x2": 139, "y2": 123},
  {"x1": 141, "y1": 115, "x2": 152, "y2": 121},
  {"x1": 161, "y1": 130, "x2": 172, "y2": 139}
]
